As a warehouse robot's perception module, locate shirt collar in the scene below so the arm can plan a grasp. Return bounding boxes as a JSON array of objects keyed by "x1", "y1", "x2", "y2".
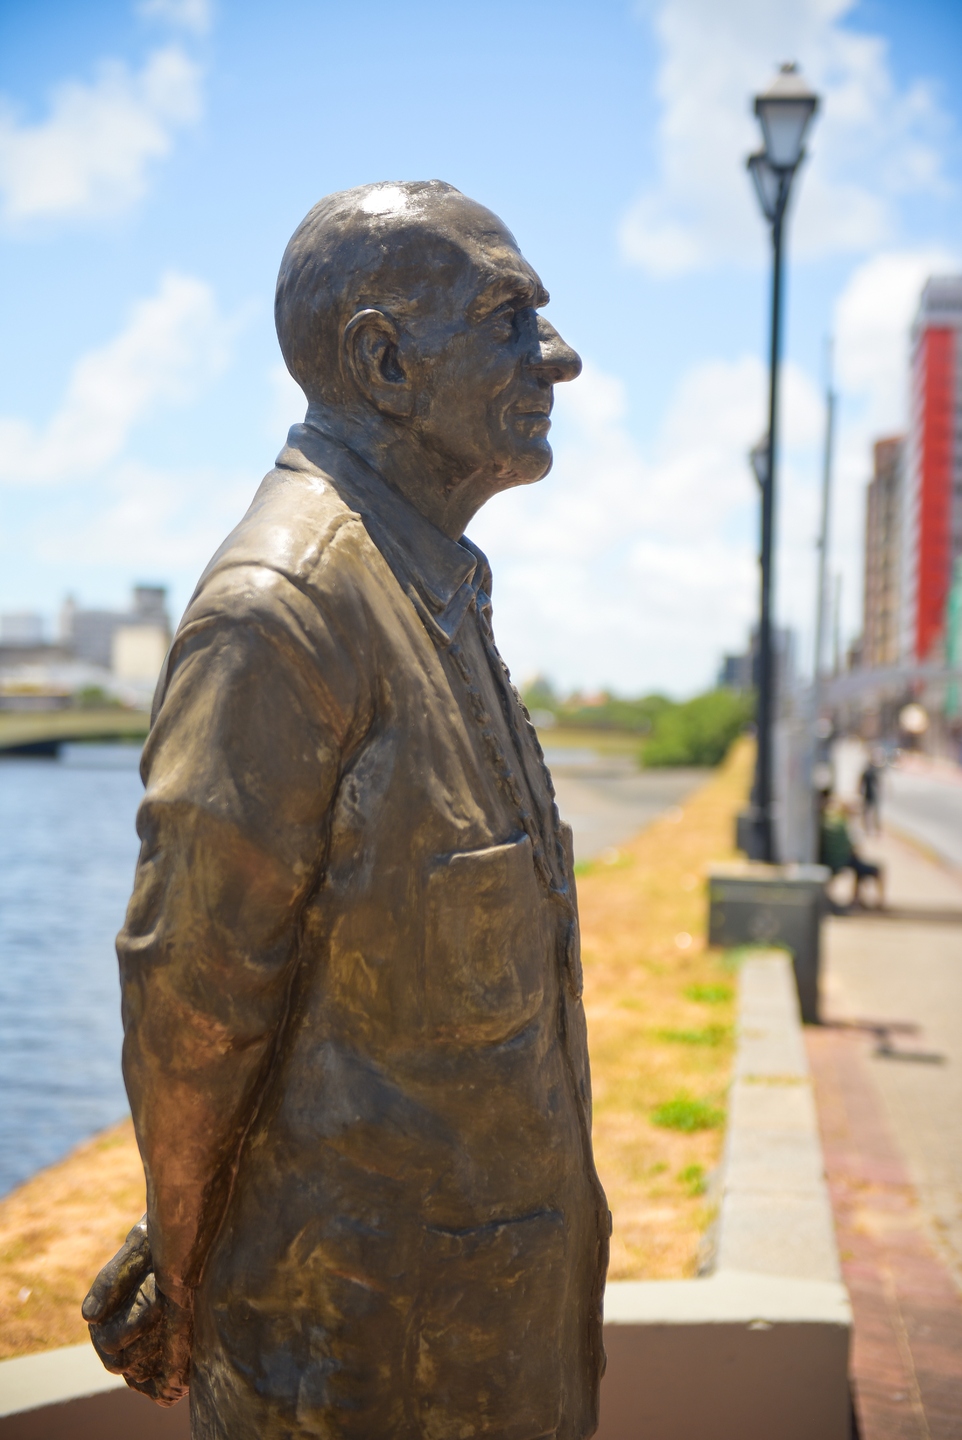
[{"x1": 277, "y1": 423, "x2": 490, "y2": 644}]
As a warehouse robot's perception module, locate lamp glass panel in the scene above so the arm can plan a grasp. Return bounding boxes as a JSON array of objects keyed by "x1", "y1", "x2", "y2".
[
  {"x1": 750, "y1": 439, "x2": 769, "y2": 487},
  {"x1": 758, "y1": 98, "x2": 815, "y2": 167},
  {"x1": 748, "y1": 153, "x2": 780, "y2": 221}
]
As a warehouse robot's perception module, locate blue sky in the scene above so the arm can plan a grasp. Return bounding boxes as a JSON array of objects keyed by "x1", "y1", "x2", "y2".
[{"x1": 1, "y1": 0, "x2": 959, "y2": 695}]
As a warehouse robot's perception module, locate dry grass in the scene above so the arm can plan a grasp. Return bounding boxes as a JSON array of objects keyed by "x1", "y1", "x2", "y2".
[
  {"x1": 0, "y1": 1118, "x2": 145, "y2": 1358},
  {"x1": 579, "y1": 738, "x2": 752, "y2": 1281},
  {"x1": 0, "y1": 740, "x2": 750, "y2": 1355}
]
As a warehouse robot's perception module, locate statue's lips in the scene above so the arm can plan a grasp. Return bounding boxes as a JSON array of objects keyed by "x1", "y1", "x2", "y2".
[{"x1": 510, "y1": 409, "x2": 551, "y2": 434}]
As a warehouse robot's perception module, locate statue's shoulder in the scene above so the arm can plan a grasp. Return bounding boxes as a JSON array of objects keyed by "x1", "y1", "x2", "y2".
[{"x1": 189, "y1": 462, "x2": 377, "y2": 620}]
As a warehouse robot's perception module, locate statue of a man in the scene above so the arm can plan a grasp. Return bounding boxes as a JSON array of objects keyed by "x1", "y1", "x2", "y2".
[{"x1": 84, "y1": 180, "x2": 609, "y2": 1440}]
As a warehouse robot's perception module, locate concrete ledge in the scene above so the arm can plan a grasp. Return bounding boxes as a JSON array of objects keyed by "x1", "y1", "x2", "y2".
[
  {"x1": 602, "y1": 1269, "x2": 850, "y2": 1440},
  {"x1": 715, "y1": 952, "x2": 842, "y2": 1285}
]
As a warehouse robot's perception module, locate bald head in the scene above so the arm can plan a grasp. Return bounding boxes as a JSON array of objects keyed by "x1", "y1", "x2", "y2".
[{"x1": 275, "y1": 180, "x2": 523, "y2": 404}]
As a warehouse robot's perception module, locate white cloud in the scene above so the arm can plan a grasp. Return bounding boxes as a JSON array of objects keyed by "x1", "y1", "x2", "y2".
[
  {"x1": 0, "y1": 273, "x2": 236, "y2": 486},
  {"x1": 0, "y1": 46, "x2": 202, "y2": 222},
  {"x1": 138, "y1": 0, "x2": 212, "y2": 36},
  {"x1": 471, "y1": 354, "x2": 823, "y2": 696},
  {"x1": 834, "y1": 247, "x2": 959, "y2": 434},
  {"x1": 37, "y1": 460, "x2": 251, "y2": 578},
  {"x1": 621, "y1": 0, "x2": 952, "y2": 275}
]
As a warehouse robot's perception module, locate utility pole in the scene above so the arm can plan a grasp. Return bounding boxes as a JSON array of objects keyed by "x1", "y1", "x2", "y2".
[{"x1": 810, "y1": 346, "x2": 836, "y2": 856}]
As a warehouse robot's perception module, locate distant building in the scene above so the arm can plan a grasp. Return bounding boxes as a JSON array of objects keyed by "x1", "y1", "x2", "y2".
[
  {"x1": 61, "y1": 586, "x2": 171, "y2": 670},
  {"x1": 862, "y1": 436, "x2": 904, "y2": 668},
  {"x1": 717, "y1": 626, "x2": 795, "y2": 697},
  {"x1": 717, "y1": 651, "x2": 753, "y2": 691},
  {"x1": 112, "y1": 624, "x2": 169, "y2": 685},
  {"x1": 900, "y1": 276, "x2": 962, "y2": 662},
  {"x1": 0, "y1": 586, "x2": 172, "y2": 707},
  {"x1": 0, "y1": 612, "x2": 45, "y2": 645}
]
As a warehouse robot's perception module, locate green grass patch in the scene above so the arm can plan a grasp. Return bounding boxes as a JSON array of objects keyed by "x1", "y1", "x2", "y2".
[
  {"x1": 651, "y1": 1095, "x2": 725, "y2": 1133},
  {"x1": 683, "y1": 983, "x2": 733, "y2": 1005},
  {"x1": 656, "y1": 1025, "x2": 730, "y2": 1047},
  {"x1": 677, "y1": 1163, "x2": 707, "y2": 1197}
]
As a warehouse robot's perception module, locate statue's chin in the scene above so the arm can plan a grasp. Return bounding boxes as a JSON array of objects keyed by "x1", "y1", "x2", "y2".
[{"x1": 511, "y1": 440, "x2": 553, "y2": 486}]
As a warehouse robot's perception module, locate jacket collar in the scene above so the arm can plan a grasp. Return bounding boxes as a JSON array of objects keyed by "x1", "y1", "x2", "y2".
[{"x1": 277, "y1": 423, "x2": 491, "y2": 645}]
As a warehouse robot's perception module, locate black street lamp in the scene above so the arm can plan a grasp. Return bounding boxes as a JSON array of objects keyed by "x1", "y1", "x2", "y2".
[{"x1": 743, "y1": 63, "x2": 819, "y2": 863}]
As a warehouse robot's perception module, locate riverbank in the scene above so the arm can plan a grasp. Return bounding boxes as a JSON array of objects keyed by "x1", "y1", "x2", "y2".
[
  {"x1": 0, "y1": 741, "x2": 750, "y2": 1357},
  {"x1": 0, "y1": 1121, "x2": 144, "y2": 1358}
]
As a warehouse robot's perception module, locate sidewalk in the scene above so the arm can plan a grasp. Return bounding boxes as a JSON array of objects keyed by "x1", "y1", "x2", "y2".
[{"x1": 807, "y1": 829, "x2": 962, "y2": 1439}]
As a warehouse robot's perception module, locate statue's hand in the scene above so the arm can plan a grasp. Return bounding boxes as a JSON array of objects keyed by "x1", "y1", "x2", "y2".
[{"x1": 82, "y1": 1216, "x2": 192, "y2": 1407}]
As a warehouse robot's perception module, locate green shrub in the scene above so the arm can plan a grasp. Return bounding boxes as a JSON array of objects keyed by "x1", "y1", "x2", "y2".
[
  {"x1": 642, "y1": 689, "x2": 754, "y2": 768},
  {"x1": 683, "y1": 983, "x2": 733, "y2": 1005},
  {"x1": 74, "y1": 685, "x2": 120, "y2": 709},
  {"x1": 651, "y1": 1095, "x2": 725, "y2": 1132}
]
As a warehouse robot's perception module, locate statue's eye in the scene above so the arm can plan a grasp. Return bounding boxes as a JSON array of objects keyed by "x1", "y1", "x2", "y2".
[{"x1": 492, "y1": 305, "x2": 516, "y2": 336}]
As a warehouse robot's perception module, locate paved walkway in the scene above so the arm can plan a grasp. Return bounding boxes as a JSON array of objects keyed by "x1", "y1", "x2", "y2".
[
  {"x1": 808, "y1": 829, "x2": 962, "y2": 1439},
  {"x1": 886, "y1": 764, "x2": 962, "y2": 871}
]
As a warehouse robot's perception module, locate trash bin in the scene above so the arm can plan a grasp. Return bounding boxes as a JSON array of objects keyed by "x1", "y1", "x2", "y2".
[{"x1": 706, "y1": 862, "x2": 830, "y2": 1023}]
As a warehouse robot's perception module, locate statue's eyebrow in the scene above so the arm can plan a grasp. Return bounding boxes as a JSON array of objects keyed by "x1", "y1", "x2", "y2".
[{"x1": 469, "y1": 273, "x2": 550, "y2": 321}]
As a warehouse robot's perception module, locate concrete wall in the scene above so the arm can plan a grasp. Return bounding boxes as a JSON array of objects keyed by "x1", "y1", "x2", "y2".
[{"x1": 0, "y1": 955, "x2": 850, "y2": 1439}]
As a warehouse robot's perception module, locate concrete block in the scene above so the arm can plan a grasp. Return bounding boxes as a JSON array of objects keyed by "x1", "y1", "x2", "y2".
[
  {"x1": 599, "y1": 1271, "x2": 851, "y2": 1440},
  {"x1": 0, "y1": 1345, "x2": 187, "y2": 1439}
]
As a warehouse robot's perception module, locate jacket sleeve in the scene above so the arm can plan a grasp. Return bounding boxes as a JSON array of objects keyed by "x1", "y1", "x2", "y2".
[{"x1": 117, "y1": 563, "x2": 367, "y2": 1307}]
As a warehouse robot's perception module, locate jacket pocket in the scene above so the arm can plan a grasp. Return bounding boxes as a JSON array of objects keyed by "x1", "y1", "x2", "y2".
[
  {"x1": 413, "y1": 1210, "x2": 565, "y2": 1440},
  {"x1": 423, "y1": 834, "x2": 545, "y2": 1044}
]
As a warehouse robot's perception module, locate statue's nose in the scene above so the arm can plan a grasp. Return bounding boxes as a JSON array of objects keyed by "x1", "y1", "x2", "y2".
[{"x1": 530, "y1": 318, "x2": 582, "y2": 385}]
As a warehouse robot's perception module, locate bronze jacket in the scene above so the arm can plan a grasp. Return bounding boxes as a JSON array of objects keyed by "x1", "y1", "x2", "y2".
[{"x1": 118, "y1": 425, "x2": 609, "y2": 1440}]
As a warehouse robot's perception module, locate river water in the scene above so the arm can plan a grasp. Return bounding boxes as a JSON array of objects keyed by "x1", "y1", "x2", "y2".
[{"x1": 0, "y1": 745, "x2": 143, "y2": 1197}]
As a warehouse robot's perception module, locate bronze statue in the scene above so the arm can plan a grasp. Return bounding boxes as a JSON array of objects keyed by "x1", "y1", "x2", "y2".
[{"x1": 83, "y1": 180, "x2": 610, "y2": 1440}]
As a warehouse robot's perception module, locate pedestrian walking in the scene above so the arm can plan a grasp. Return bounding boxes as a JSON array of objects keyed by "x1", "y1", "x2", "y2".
[{"x1": 860, "y1": 756, "x2": 882, "y2": 835}]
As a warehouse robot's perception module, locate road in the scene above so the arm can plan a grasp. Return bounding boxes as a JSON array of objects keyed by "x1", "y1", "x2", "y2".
[
  {"x1": 544, "y1": 749, "x2": 707, "y2": 862},
  {"x1": 833, "y1": 736, "x2": 962, "y2": 872},
  {"x1": 885, "y1": 767, "x2": 962, "y2": 871}
]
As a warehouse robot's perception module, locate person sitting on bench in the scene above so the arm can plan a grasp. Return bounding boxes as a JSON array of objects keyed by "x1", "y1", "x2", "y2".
[{"x1": 818, "y1": 792, "x2": 884, "y2": 908}]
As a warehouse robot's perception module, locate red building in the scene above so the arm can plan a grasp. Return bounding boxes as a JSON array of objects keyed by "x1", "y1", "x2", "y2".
[{"x1": 902, "y1": 278, "x2": 962, "y2": 661}]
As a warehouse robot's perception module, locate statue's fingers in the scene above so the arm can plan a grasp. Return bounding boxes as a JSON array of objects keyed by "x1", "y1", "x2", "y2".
[
  {"x1": 82, "y1": 1216, "x2": 151, "y2": 1323},
  {"x1": 89, "y1": 1327, "x2": 129, "y2": 1374},
  {"x1": 92, "y1": 1273, "x2": 161, "y2": 1352}
]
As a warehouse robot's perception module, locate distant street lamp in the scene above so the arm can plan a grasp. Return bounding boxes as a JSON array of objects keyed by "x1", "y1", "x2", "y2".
[{"x1": 743, "y1": 63, "x2": 819, "y2": 863}]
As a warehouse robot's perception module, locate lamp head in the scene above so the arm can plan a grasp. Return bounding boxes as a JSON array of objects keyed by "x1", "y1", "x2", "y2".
[{"x1": 754, "y1": 62, "x2": 819, "y2": 170}]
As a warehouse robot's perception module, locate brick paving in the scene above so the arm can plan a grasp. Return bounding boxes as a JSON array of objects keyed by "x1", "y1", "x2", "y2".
[{"x1": 807, "y1": 1022, "x2": 962, "y2": 1439}]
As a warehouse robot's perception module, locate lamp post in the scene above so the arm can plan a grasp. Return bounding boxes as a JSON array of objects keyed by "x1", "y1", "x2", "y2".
[{"x1": 743, "y1": 62, "x2": 819, "y2": 863}]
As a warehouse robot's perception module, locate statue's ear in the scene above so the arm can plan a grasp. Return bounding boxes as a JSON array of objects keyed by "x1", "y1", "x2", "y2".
[{"x1": 342, "y1": 309, "x2": 414, "y2": 419}]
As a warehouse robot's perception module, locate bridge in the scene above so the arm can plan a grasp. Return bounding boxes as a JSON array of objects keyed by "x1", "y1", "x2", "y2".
[{"x1": 0, "y1": 707, "x2": 150, "y2": 756}]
